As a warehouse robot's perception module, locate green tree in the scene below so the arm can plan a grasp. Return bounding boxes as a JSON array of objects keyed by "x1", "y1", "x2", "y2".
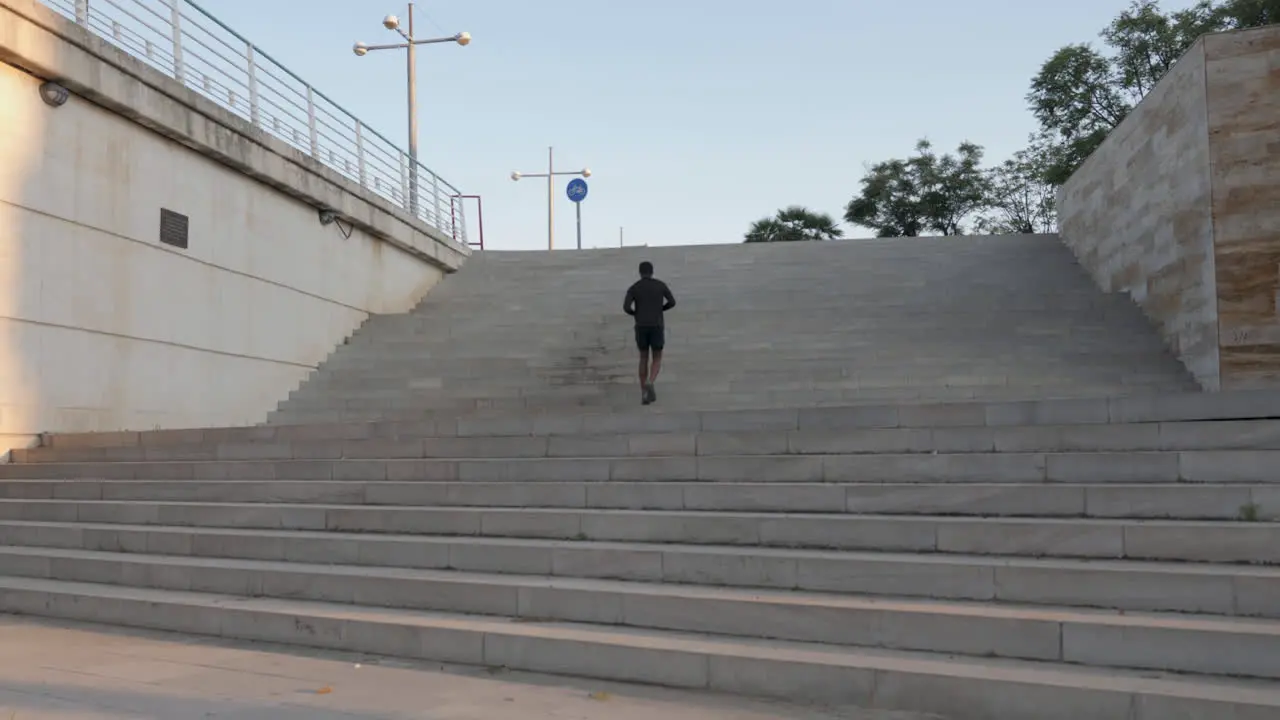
[
  {"x1": 1214, "y1": 0, "x2": 1280, "y2": 27},
  {"x1": 1027, "y1": 44, "x2": 1129, "y2": 185},
  {"x1": 1102, "y1": 1, "x2": 1220, "y2": 97},
  {"x1": 743, "y1": 206, "x2": 844, "y2": 243},
  {"x1": 976, "y1": 134, "x2": 1060, "y2": 235},
  {"x1": 1028, "y1": 0, "x2": 1276, "y2": 185},
  {"x1": 844, "y1": 139, "x2": 989, "y2": 237},
  {"x1": 913, "y1": 139, "x2": 989, "y2": 236},
  {"x1": 844, "y1": 159, "x2": 925, "y2": 237}
]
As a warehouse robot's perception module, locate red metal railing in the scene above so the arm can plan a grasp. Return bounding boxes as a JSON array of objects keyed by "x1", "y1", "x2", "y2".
[{"x1": 450, "y1": 194, "x2": 485, "y2": 251}]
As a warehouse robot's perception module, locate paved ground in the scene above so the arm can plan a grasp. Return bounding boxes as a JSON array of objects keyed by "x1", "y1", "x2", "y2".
[{"x1": 0, "y1": 615, "x2": 942, "y2": 720}]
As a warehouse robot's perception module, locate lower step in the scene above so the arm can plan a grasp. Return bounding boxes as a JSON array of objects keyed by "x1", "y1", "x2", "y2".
[
  {"x1": 4, "y1": 450, "x2": 1279, "y2": 483},
  {"x1": 0, "y1": 500, "x2": 1276, "y2": 564},
  {"x1": 3, "y1": 520, "x2": 1278, "y2": 618},
  {"x1": 0, "y1": 577, "x2": 1276, "y2": 719},
  {"x1": 0, "y1": 480, "x2": 1273, "y2": 520},
  {"x1": 2, "y1": 546, "x2": 1278, "y2": 679}
]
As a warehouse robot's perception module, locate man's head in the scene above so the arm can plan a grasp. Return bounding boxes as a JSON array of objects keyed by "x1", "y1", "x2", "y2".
[{"x1": 639, "y1": 261, "x2": 654, "y2": 278}]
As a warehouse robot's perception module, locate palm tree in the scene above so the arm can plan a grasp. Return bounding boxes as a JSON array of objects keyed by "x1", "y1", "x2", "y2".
[{"x1": 744, "y1": 206, "x2": 845, "y2": 243}]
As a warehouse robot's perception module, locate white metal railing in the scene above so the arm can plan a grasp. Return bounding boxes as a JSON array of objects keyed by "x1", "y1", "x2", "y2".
[{"x1": 40, "y1": 0, "x2": 467, "y2": 243}]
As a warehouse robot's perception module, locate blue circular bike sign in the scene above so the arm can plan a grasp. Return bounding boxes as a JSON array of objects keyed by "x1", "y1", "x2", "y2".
[{"x1": 566, "y1": 178, "x2": 589, "y2": 203}]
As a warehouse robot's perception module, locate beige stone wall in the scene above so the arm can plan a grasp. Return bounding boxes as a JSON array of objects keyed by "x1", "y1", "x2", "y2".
[
  {"x1": 1057, "y1": 41, "x2": 1220, "y2": 389},
  {"x1": 1204, "y1": 28, "x2": 1280, "y2": 389},
  {"x1": 0, "y1": 0, "x2": 466, "y2": 453}
]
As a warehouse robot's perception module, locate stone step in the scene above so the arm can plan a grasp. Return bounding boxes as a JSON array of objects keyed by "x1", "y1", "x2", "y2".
[
  {"x1": 2, "y1": 577, "x2": 1275, "y2": 718},
  {"x1": 309, "y1": 359, "x2": 1189, "y2": 378},
  {"x1": 294, "y1": 369, "x2": 1186, "y2": 391},
  {"x1": 294, "y1": 373, "x2": 1191, "y2": 390},
  {"x1": 0, "y1": 501, "x2": 1272, "y2": 564},
  {"x1": 263, "y1": 388, "x2": 1280, "y2": 436},
  {"x1": 285, "y1": 384, "x2": 619, "y2": 403},
  {"x1": 355, "y1": 321, "x2": 1162, "y2": 339},
  {"x1": 272, "y1": 389, "x2": 1166, "y2": 419},
  {"x1": 2, "y1": 450, "x2": 1276, "y2": 483},
  {"x1": 318, "y1": 350, "x2": 1178, "y2": 369},
  {"x1": 274, "y1": 393, "x2": 1198, "y2": 418},
  {"x1": 271, "y1": 396, "x2": 1189, "y2": 422},
  {"x1": 335, "y1": 327, "x2": 1168, "y2": 346},
  {"x1": 259, "y1": 402, "x2": 990, "y2": 427},
  {"x1": 313, "y1": 351, "x2": 1181, "y2": 373},
  {"x1": 280, "y1": 378, "x2": 1187, "y2": 407},
  {"x1": 563, "y1": 314, "x2": 1154, "y2": 325},
  {"x1": 235, "y1": 400, "x2": 1268, "y2": 438},
  {"x1": 328, "y1": 325, "x2": 1171, "y2": 341},
  {"x1": 19, "y1": 419, "x2": 1280, "y2": 464},
  {"x1": 275, "y1": 394, "x2": 616, "y2": 415},
  {"x1": 282, "y1": 388, "x2": 616, "y2": 408},
  {"x1": 301, "y1": 365, "x2": 1186, "y2": 385},
  {"x1": 293, "y1": 375, "x2": 1184, "y2": 398},
  {"x1": 2, "y1": 546, "x2": 1279, "y2": 681},
  {"x1": 2, "y1": 521, "x2": 1275, "y2": 617},
  {"x1": 0, "y1": 480, "x2": 1271, "y2": 520},
  {"x1": 277, "y1": 387, "x2": 1197, "y2": 412}
]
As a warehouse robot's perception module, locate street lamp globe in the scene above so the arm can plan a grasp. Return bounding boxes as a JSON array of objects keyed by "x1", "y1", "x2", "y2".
[
  {"x1": 382, "y1": 14, "x2": 400, "y2": 30},
  {"x1": 582, "y1": 168, "x2": 592, "y2": 178},
  {"x1": 456, "y1": 32, "x2": 472, "y2": 46},
  {"x1": 353, "y1": 42, "x2": 369, "y2": 56},
  {"x1": 510, "y1": 171, "x2": 521, "y2": 181}
]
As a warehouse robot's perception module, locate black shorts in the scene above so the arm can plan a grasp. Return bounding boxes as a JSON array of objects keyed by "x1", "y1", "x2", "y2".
[{"x1": 634, "y1": 326, "x2": 665, "y2": 352}]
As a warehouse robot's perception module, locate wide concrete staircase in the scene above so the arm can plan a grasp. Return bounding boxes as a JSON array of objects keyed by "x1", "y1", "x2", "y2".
[
  {"x1": 2, "y1": 238, "x2": 1279, "y2": 718},
  {"x1": 268, "y1": 236, "x2": 1197, "y2": 424}
]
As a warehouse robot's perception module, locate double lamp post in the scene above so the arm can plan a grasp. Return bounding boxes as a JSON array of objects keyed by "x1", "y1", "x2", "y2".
[
  {"x1": 353, "y1": 4, "x2": 469, "y2": 218},
  {"x1": 354, "y1": 5, "x2": 593, "y2": 251}
]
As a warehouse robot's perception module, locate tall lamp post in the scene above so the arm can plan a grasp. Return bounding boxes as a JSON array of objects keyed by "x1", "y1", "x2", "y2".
[
  {"x1": 354, "y1": 5, "x2": 470, "y2": 217},
  {"x1": 511, "y1": 147, "x2": 591, "y2": 251}
]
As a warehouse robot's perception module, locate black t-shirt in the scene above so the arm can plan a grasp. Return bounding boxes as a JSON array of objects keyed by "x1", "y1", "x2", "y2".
[{"x1": 624, "y1": 277, "x2": 676, "y2": 327}]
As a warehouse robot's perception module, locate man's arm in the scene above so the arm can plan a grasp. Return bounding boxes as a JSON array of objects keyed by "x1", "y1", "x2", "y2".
[
  {"x1": 662, "y1": 284, "x2": 676, "y2": 312},
  {"x1": 624, "y1": 286, "x2": 636, "y2": 316}
]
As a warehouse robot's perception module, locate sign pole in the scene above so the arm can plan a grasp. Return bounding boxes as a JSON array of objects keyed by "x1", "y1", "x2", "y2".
[
  {"x1": 547, "y1": 146, "x2": 554, "y2": 251},
  {"x1": 565, "y1": 177, "x2": 589, "y2": 251}
]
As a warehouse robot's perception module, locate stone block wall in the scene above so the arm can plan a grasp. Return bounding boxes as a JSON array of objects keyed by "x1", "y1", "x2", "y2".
[
  {"x1": 1056, "y1": 39, "x2": 1218, "y2": 389},
  {"x1": 1058, "y1": 24, "x2": 1280, "y2": 391},
  {"x1": 1205, "y1": 29, "x2": 1280, "y2": 390}
]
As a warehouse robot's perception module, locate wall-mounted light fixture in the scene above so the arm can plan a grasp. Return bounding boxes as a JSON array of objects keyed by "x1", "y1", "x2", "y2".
[
  {"x1": 39, "y1": 81, "x2": 70, "y2": 107},
  {"x1": 318, "y1": 208, "x2": 354, "y2": 239}
]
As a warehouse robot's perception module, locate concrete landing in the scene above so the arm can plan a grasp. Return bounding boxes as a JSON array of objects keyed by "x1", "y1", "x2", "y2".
[{"x1": 0, "y1": 615, "x2": 938, "y2": 720}]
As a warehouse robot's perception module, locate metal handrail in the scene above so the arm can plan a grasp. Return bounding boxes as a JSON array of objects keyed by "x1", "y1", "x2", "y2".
[{"x1": 39, "y1": 0, "x2": 467, "y2": 243}]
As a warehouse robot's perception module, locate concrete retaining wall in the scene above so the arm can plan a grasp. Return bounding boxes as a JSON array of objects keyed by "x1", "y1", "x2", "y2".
[
  {"x1": 1057, "y1": 24, "x2": 1280, "y2": 392},
  {"x1": 1056, "y1": 38, "x2": 1219, "y2": 389},
  {"x1": 0, "y1": 0, "x2": 467, "y2": 452}
]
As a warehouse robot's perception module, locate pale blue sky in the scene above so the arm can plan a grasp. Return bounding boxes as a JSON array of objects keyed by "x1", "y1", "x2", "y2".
[{"x1": 204, "y1": 0, "x2": 1195, "y2": 250}]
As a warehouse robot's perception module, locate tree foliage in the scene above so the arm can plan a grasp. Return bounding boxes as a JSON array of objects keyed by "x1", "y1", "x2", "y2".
[
  {"x1": 1214, "y1": 0, "x2": 1280, "y2": 27},
  {"x1": 743, "y1": 206, "x2": 844, "y2": 243},
  {"x1": 844, "y1": 159, "x2": 923, "y2": 238},
  {"x1": 751, "y1": 0, "x2": 1277, "y2": 242},
  {"x1": 844, "y1": 139, "x2": 988, "y2": 237},
  {"x1": 1102, "y1": 1, "x2": 1220, "y2": 98},
  {"x1": 976, "y1": 134, "x2": 1060, "y2": 235},
  {"x1": 1027, "y1": 44, "x2": 1129, "y2": 185},
  {"x1": 1029, "y1": 0, "x2": 1277, "y2": 184}
]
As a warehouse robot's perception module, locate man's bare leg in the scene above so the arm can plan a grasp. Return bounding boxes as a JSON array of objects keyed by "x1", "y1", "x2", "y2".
[
  {"x1": 638, "y1": 350, "x2": 652, "y2": 404},
  {"x1": 649, "y1": 350, "x2": 663, "y2": 385},
  {"x1": 644, "y1": 350, "x2": 663, "y2": 403}
]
